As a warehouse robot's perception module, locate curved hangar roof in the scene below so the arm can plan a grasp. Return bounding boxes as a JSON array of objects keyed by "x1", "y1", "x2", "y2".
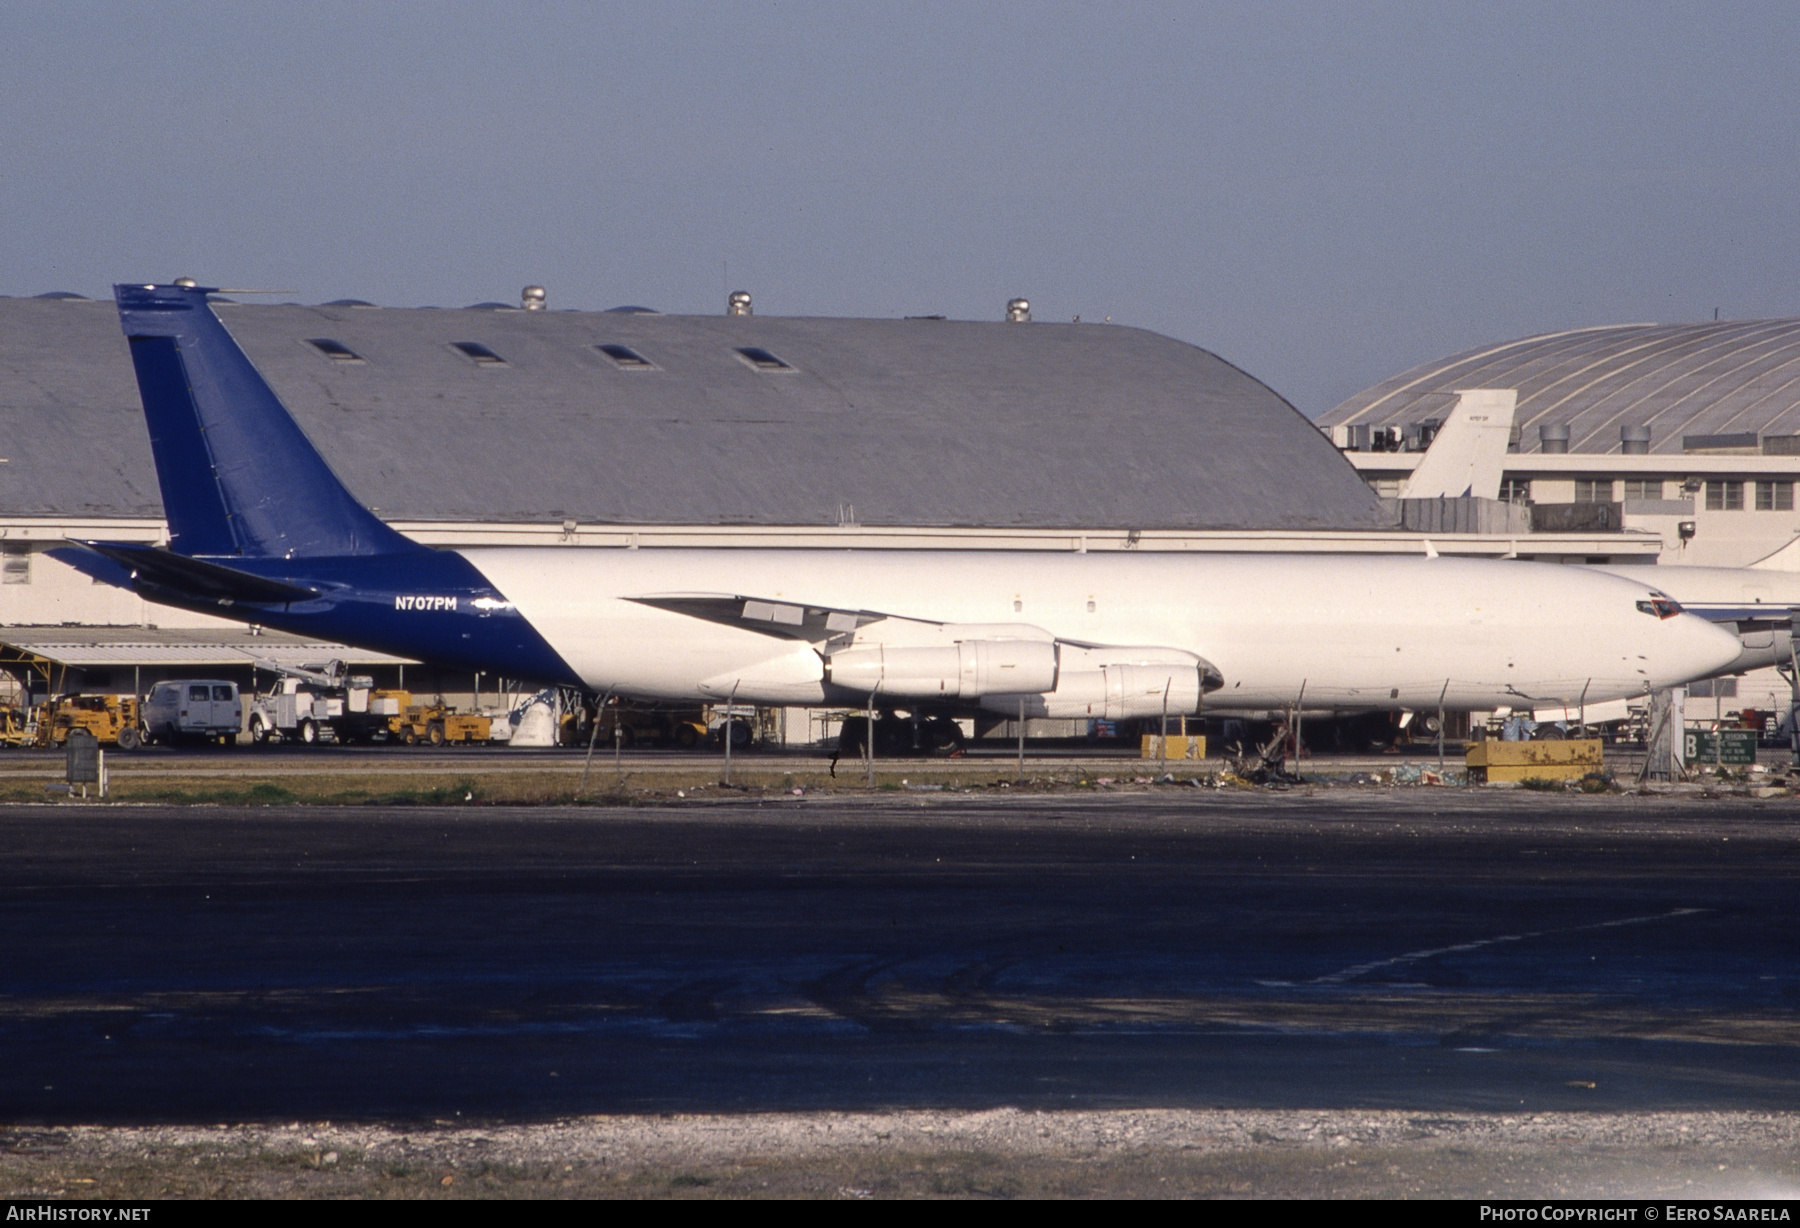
[
  {"x1": 1323, "y1": 319, "x2": 1800, "y2": 454},
  {"x1": 0, "y1": 295, "x2": 1385, "y2": 531}
]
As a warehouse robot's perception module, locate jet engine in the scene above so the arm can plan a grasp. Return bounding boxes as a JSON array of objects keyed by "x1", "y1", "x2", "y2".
[
  {"x1": 982, "y1": 663, "x2": 1201, "y2": 719},
  {"x1": 979, "y1": 645, "x2": 1220, "y2": 719},
  {"x1": 825, "y1": 638, "x2": 1058, "y2": 699}
]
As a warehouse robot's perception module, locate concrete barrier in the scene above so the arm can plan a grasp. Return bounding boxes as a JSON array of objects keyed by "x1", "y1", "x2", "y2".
[
  {"x1": 1466, "y1": 738, "x2": 1603, "y2": 783},
  {"x1": 1141, "y1": 735, "x2": 1206, "y2": 760}
]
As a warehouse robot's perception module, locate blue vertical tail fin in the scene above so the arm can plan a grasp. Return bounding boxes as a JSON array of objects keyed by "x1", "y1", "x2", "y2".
[{"x1": 114, "y1": 282, "x2": 425, "y2": 558}]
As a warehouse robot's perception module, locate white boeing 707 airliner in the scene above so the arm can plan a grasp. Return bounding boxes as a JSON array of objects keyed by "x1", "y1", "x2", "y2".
[{"x1": 55, "y1": 284, "x2": 1742, "y2": 729}]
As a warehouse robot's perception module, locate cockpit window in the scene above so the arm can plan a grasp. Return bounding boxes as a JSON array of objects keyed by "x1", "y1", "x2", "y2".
[{"x1": 1636, "y1": 595, "x2": 1683, "y2": 619}]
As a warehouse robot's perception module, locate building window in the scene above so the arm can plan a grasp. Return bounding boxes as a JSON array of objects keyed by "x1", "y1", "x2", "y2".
[
  {"x1": 2, "y1": 545, "x2": 28, "y2": 585},
  {"x1": 1705, "y1": 480, "x2": 1745, "y2": 510},
  {"x1": 1365, "y1": 477, "x2": 1401, "y2": 498},
  {"x1": 1755, "y1": 480, "x2": 1794, "y2": 511},
  {"x1": 1623, "y1": 479, "x2": 1663, "y2": 500},
  {"x1": 1499, "y1": 478, "x2": 1532, "y2": 504},
  {"x1": 1574, "y1": 479, "x2": 1614, "y2": 503}
]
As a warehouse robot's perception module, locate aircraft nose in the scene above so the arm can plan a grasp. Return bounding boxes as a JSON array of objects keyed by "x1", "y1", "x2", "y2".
[{"x1": 1653, "y1": 612, "x2": 1745, "y2": 687}]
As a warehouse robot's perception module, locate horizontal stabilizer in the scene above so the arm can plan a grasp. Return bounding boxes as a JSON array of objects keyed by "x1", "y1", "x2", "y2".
[
  {"x1": 58, "y1": 542, "x2": 318, "y2": 605},
  {"x1": 1749, "y1": 534, "x2": 1800, "y2": 571}
]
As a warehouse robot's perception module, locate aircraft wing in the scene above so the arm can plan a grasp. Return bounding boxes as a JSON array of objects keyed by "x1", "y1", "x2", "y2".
[{"x1": 627, "y1": 594, "x2": 885, "y2": 643}]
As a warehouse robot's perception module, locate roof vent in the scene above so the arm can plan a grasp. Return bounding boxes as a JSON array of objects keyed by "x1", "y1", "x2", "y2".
[
  {"x1": 173, "y1": 277, "x2": 198, "y2": 288},
  {"x1": 1539, "y1": 424, "x2": 1570, "y2": 454},
  {"x1": 727, "y1": 290, "x2": 753, "y2": 317},
  {"x1": 1682, "y1": 432, "x2": 1759, "y2": 453},
  {"x1": 1620, "y1": 424, "x2": 1651, "y2": 455},
  {"x1": 521, "y1": 285, "x2": 546, "y2": 311},
  {"x1": 1005, "y1": 298, "x2": 1031, "y2": 323}
]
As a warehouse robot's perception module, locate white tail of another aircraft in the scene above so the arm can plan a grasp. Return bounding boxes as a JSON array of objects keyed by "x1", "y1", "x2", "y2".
[{"x1": 1399, "y1": 389, "x2": 1516, "y2": 501}]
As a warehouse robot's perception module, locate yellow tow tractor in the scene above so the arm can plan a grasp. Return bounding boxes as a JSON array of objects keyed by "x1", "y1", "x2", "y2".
[
  {"x1": 0, "y1": 704, "x2": 34, "y2": 748},
  {"x1": 593, "y1": 704, "x2": 712, "y2": 750},
  {"x1": 388, "y1": 700, "x2": 492, "y2": 747},
  {"x1": 0, "y1": 693, "x2": 146, "y2": 750}
]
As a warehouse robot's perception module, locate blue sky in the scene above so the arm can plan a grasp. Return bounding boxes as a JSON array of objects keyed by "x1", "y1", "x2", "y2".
[{"x1": 5, "y1": 1, "x2": 1796, "y2": 415}]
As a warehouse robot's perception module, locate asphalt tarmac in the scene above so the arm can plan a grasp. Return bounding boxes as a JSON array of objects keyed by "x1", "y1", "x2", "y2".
[{"x1": 2, "y1": 792, "x2": 1796, "y2": 1124}]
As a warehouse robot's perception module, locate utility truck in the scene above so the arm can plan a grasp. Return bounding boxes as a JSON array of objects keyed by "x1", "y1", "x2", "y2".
[{"x1": 245, "y1": 660, "x2": 401, "y2": 745}]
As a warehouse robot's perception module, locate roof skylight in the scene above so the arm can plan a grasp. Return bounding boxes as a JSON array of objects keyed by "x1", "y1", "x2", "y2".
[
  {"x1": 596, "y1": 344, "x2": 657, "y2": 370},
  {"x1": 734, "y1": 346, "x2": 795, "y2": 372},
  {"x1": 305, "y1": 338, "x2": 364, "y2": 363},
  {"x1": 450, "y1": 341, "x2": 507, "y2": 366}
]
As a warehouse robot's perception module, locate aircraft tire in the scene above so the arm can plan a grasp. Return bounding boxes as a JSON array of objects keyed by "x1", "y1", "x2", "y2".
[
  {"x1": 836, "y1": 716, "x2": 869, "y2": 758},
  {"x1": 1353, "y1": 714, "x2": 1398, "y2": 754},
  {"x1": 924, "y1": 717, "x2": 966, "y2": 757}
]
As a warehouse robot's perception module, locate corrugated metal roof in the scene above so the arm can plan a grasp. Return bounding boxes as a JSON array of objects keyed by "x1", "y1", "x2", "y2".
[
  {"x1": 0, "y1": 296, "x2": 1386, "y2": 531},
  {"x1": 1320, "y1": 320, "x2": 1800, "y2": 454}
]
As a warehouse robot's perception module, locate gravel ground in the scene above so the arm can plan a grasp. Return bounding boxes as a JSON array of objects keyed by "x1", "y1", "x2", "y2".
[{"x1": 4, "y1": 1110, "x2": 1798, "y2": 1200}]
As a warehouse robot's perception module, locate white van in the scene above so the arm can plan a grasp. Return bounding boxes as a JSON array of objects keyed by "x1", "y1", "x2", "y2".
[{"x1": 143, "y1": 680, "x2": 243, "y2": 746}]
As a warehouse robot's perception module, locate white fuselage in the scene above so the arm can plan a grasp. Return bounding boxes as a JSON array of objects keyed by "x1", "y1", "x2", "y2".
[
  {"x1": 1594, "y1": 564, "x2": 1800, "y2": 614},
  {"x1": 460, "y1": 549, "x2": 1742, "y2": 713},
  {"x1": 1592, "y1": 563, "x2": 1800, "y2": 677}
]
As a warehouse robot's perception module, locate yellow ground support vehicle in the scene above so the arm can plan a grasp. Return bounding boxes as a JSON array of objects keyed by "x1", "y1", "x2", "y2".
[
  {"x1": 0, "y1": 705, "x2": 34, "y2": 748},
  {"x1": 594, "y1": 705, "x2": 711, "y2": 750},
  {"x1": 388, "y1": 702, "x2": 492, "y2": 747},
  {"x1": 0, "y1": 694, "x2": 145, "y2": 750}
]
